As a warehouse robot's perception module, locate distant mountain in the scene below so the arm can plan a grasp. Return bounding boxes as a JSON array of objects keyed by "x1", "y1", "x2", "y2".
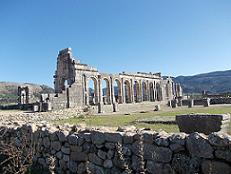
[
  {"x1": 174, "y1": 70, "x2": 231, "y2": 94},
  {"x1": 0, "y1": 82, "x2": 54, "y2": 104}
]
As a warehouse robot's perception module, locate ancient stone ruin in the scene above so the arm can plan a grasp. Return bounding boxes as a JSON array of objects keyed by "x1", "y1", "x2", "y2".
[
  {"x1": 18, "y1": 86, "x2": 30, "y2": 105},
  {"x1": 33, "y1": 48, "x2": 182, "y2": 113}
]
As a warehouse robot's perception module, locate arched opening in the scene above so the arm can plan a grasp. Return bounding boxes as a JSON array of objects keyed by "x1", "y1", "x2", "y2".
[
  {"x1": 134, "y1": 81, "x2": 140, "y2": 102},
  {"x1": 88, "y1": 77, "x2": 98, "y2": 105},
  {"x1": 61, "y1": 79, "x2": 68, "y2": 91},
  {"x1": 156, "y1": 83, "x2": 162, "y2": 101},
  {"x1": 113, "y1": 79, "x2": 122, "y2": 104},
  {"x1": 142, "y1": 81, "x2": 148, "y2": 101},
  {"x1": 124, "y1": 80, "x2": 131, "y2": 103},
  {"x1": 149, "y1": 82, "x2": 154, "y2": 101},
  {"x1": 102, "y1": 78, "x2": 111, "y2": 105}
]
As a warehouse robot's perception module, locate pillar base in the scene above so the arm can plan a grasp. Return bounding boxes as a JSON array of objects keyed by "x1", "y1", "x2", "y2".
[{"x1": 113, "y1": 102, "x2": 119, "y2": 112}]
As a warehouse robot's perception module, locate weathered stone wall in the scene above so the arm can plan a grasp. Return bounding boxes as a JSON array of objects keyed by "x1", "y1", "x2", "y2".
[{"x1": 1, "y1": 124, "x2": 230, "y2": 174}]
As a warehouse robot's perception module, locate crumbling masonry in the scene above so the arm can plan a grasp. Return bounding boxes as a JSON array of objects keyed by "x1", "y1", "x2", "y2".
[{"x1": 38, "y1": 48, "x2": 182, "y2": 113}]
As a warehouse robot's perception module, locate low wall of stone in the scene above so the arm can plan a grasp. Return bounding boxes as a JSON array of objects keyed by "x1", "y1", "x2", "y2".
[
  {"x1": 193, "y1": 99, "x2": 205, "y2": 106},
  {"x1": 210, "y1": 97, "x2": 231, "y2": 105},
  {"x1": 182, "y1": 97, "x2": 231, "y2": 107},
  {"x1": 0, "y1": 124, "x2": 230, "y2": 174}
]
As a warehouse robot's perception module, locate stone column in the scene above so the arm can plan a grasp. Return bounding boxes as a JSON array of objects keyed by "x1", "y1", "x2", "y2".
[
  {"x1": 139, "y1": 80, "x2": 143, "y2": 102},
  {"x1": 153, "y1": 82, "x2": 156, "y2": 101},
  {"x1": 130, "y1": 79, "x2": 135, "y2": 103},
  {"x1": 98, "y1": 76, "x2": 103, "y2": 103},
  {"x1": 93, "y1": 79, "x2": 99, "y2": 105},
  {"x1": 149, "y1": 82, "x2": 153, "y2": 102},
  {"x1": 204, "y1": 98, "x2": 210, "y2": 107},
  {"x1": 107, "y1": 79, "x2": 112, "y2": 104},
  {"x1": 98, "y1": 75, "x2": 104, "y2": 113},
  {"x1": 121, "y1": 78, "x2": 124, "y2": 104},
  {"x1": 188, "y1": 99, "x2": 194, "y2": 108},
  {"x1": 110, "y1": 77, "x2": 115, "y2": 104},
  {"x1": 146, "y1": 81, "x2": 150, "y2": 101},
  {"x1": 85, "y1": 77, "x2": 90, "y2": 106}
]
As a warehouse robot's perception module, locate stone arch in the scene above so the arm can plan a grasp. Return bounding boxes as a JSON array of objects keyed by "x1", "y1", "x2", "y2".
[
  {"x1": 102, "y1": 77, "x2": 111, "y2": 105},
  {"x1": 149, "y1": 82, "x2": 155, "y2": 101},
  {"x1": 142, "y1": 81, "x2": 148, "y2": 101},
  {"x1": 113, "y1": 78, "x2": 122, "y2": 104},
  {"x1": 124, "y1": 80, "x2": 131, "y2": 103},
  {"x1": 88, "y1": 76, "x2": 99, "y2": 105},
  {"x1": 134, "y1": 80, "x2": 140, "y2": 102}
]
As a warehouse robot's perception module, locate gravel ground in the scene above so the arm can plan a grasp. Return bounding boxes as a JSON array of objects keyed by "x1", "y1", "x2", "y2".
[{"x1": 0, "y1": 109, "x2": 83, "y2": 126}]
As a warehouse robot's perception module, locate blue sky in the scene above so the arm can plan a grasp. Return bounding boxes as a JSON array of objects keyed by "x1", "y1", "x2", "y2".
[{"x1": 0, "y1": 0, "x2": 231, "y2": 87}]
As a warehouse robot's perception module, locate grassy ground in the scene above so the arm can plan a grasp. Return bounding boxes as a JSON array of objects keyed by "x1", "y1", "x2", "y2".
[{"x1": 57, "y1": 105, "x2": 231, "y2": 133}]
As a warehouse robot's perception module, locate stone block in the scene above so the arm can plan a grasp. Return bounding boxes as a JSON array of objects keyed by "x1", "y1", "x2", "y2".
[
  {"x1": 70, "y1": 151, "x2": 88, "y2": 162},
  {"x1": 188, "y1": 99, "x2": 194, "y2": 108},
  {"x1": 154, "y1": 105, "x2": 161, "y2": 111},
  {"x1": 131, "y1": 143, "x2": 172, "y2": 163},
  {"x1": 172, "y1": 154, "x2": 201, "y2": 174},
  {"x1": 186, "y1": 133, "x2": 214, "y2": 158},
  {"x1": 176, "y1": 114, "x2": 230, "y2": 134},
  {"x1": 33, "y1": 104, "x2": 39, "y2": 112},
  {"x1": 208, "y1": 132, "x2": 231, "y2": 147}
]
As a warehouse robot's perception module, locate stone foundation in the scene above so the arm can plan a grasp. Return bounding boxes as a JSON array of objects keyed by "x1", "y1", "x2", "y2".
[
  {"x1": 0, "y1": 124, "x2": 230, "y2": 174},
  {"x1": 176, "y1": 114, "x2": 230, "y2": 134}
]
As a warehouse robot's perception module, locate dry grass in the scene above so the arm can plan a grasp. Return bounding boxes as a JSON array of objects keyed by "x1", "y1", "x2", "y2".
[{"x1": 57, "y1": 105, "x2": 231, "y2": 133}]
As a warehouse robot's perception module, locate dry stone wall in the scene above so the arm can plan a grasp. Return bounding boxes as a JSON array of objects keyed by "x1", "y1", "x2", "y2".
[{"x1": 0, "y1": 124, "x2": 231, "y2": 174}]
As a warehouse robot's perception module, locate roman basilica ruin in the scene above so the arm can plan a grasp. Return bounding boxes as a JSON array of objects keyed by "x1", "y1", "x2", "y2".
[{"x1": 24, "y1": 48, "x2": 182, "y2": 113}]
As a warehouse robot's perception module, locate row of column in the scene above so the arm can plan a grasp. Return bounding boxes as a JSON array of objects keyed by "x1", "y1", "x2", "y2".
[{"x1": 83, "y1": 75, "x2": 162, "y2": 106}]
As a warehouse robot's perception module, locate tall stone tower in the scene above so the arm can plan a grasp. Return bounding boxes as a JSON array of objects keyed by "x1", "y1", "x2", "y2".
[{"x1": 54, "y1": 48, "x2": 76, "y2": 93}]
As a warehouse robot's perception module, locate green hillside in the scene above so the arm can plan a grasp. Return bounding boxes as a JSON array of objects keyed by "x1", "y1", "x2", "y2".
[{"x1": 174, "y1": 70, "x2": 231, "y2": 94}]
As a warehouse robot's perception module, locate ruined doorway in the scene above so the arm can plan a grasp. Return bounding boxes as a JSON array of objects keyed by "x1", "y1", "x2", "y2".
[{"x1": 124, "y1": 80, "x2": 131, "y2": 103}]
